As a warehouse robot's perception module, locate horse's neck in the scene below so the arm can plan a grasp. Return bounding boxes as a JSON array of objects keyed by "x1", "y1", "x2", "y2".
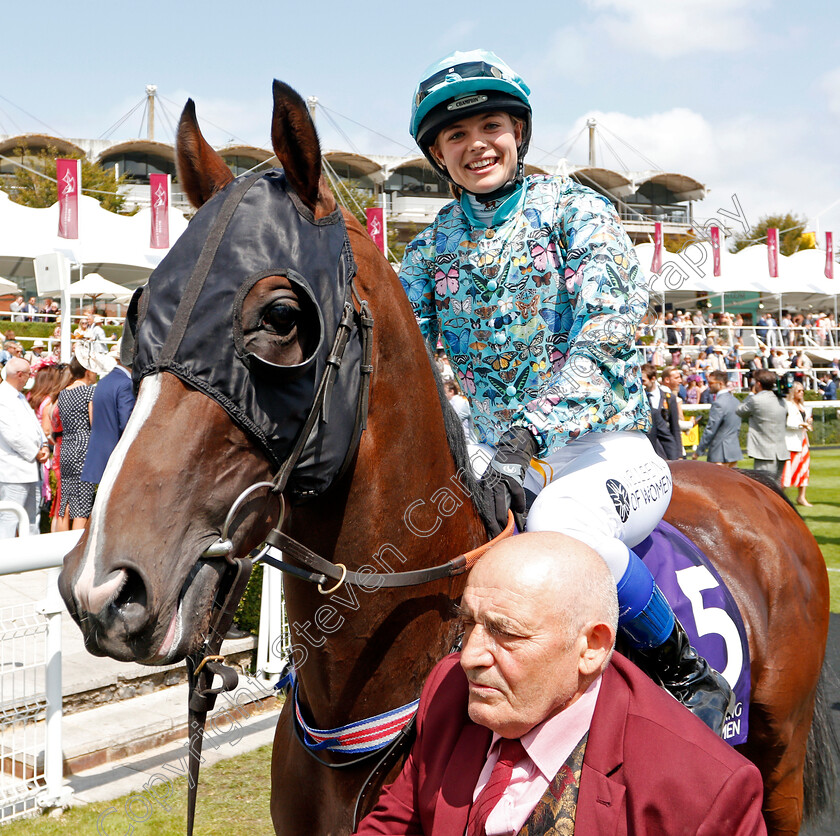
[{"x1": 285, "y1": 236, "x2": 486, "y2": 726}]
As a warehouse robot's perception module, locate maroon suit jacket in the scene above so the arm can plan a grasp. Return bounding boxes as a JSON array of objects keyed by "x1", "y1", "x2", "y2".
[{"x1": 356, "y1": 653, "x2": 766, "y2": 836}]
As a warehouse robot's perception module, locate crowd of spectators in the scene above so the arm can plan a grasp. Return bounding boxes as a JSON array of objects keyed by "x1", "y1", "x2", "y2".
[
  {"x1": 0, "y1": 299, "x2": 135, "y2": 538},
  {"x1": 636, "y1": 308, "x2": 840, "y2": 398},
  {"x1": 1, "y1": 307, "x2": 113, "y2": 376},
  {"x1": 7, "y1": 295, "x2": 60, "y2": 322}
]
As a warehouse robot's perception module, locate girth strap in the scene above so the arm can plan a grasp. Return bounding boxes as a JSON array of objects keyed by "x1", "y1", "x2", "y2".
[{"x1": 186, "y1": 556, "x2": 253, "y2": 836}]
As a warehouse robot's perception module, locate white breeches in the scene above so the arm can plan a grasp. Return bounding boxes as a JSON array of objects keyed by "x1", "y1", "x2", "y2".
[{"x1": 468, "y1": 430, "x2": 673, "y2": 580}]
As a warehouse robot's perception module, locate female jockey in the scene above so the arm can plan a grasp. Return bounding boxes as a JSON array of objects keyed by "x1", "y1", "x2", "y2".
[{"x1": 400, "y1": 49, "x2": 732, "y2": 734}]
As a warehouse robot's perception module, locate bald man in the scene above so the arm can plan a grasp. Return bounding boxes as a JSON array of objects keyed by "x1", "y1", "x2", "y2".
[
  {"x1": 356, "y1": 533, "x2": 765, "y2": 836},
  {"x1": 0, "y1": 358, "x2": 48, "y2": 537}
]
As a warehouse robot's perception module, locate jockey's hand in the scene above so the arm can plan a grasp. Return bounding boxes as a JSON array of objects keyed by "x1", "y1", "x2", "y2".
[{"x1": 480, "y1": 427, "x2": 538, "y2": 536}]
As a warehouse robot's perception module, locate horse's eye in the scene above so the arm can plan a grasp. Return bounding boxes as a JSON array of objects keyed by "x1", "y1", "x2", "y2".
[{"x1": 263, "y1": 304, "x2": 298, "y2": 336}]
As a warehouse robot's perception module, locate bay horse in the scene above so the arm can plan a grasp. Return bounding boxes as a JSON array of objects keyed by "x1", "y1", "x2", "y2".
[{"x1": 58, "y1": 81, "x2": 833, "y2": 836}]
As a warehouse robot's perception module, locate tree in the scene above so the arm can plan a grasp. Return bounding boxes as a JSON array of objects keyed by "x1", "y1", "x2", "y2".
[
  {"x1": 729, "y1": 212, "x2": 816, "y2": 256},
  {"x1": 330, "y1": 178, "x2": 409, "y2": 264},
  {"x1": 0, "y1": 146, "x2": 133, "y2": 214},
  {"x1": 330, "y1": 177, "x2": 377, "y2": 226},
  {"x1": 663, "y1": 231, "x2": 698, "y2": 254}
]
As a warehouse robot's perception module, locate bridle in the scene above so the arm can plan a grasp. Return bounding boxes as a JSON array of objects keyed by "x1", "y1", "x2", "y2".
[{"x1": 185, "y1": 276, "x2": 373, "y2": 835}]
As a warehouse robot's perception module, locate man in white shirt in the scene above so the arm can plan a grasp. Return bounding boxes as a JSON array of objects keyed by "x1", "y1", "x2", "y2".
[{"x1": 0, "y1": 358, "x2": 49, "y2": 537}]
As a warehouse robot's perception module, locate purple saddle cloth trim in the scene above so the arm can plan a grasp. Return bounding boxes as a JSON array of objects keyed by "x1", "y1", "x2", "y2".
[{"x1": 634, "y1": 520, "x2": 750, "y2": 746}]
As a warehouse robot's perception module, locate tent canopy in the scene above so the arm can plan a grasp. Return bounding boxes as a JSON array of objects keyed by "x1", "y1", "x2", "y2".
[
  {"x1": 0, "y1": 276, "x2": 21, "y2": 295},
  {"x1": 0, "y1": 191, "x2": 188, "y2": 293},
  {"x1": 68, "y1": 273, "x2": 131, "y2": 298},
  {"x1": 635, "y1": 241, "x2": 838, "y2": 295}
]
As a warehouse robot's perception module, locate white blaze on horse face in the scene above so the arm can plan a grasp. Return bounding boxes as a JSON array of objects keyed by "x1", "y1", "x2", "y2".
[{"x1": 74, "y1": 374, "x2": 162, "y2": 614}]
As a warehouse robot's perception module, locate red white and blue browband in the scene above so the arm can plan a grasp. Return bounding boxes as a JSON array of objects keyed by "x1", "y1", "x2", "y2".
[{"x1": 277, "y1": 669, "x2": 419, "y2": 754}]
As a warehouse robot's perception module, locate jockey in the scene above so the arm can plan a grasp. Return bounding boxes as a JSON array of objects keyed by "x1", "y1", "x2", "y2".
[{"x1": 400, "y1": 49, "x2": 733, "y2": 734}]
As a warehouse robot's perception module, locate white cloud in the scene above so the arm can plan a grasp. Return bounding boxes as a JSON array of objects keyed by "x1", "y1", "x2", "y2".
[
  {"x1": 585, "y1": 0, "x2": 761, "y2": 58},
  {"x1": 820, "y1": 67, "x2": 840, "y2": 116},
  {"x1": 532, "y1": 105, "x2": 838, "y2": 231}
]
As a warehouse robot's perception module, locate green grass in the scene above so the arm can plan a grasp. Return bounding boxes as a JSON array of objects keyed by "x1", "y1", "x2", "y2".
[
  {"x1": 716, "y1": 447, "x2": 839, "y2": 610},
  {"x1": 3, "y1": 744, "x2": 275, "y2": 835},
  {"x1": 786, "y1": 447, "x2": 840, "y2": 612},
  {"x1": 7, "y1": 452, "x2": 839, "y2": 833}
]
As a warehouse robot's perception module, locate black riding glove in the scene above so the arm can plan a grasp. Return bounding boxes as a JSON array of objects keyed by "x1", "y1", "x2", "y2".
[{"x1": 479, "y1": 426, "x2": 538, "y2": 536}]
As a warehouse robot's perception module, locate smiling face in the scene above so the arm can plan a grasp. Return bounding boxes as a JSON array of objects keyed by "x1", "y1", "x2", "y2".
[
  {"x1": 459, "y1": 533, "x2": 616, "y2": 738},
  {"x1": 430, "y1": 111, "x2": 522, "y2": 195}
]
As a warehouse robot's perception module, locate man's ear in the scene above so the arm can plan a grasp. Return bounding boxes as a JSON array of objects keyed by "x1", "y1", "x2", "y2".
[{"x1": 578, "y1": 621, "x2": 615, "y2": 677}]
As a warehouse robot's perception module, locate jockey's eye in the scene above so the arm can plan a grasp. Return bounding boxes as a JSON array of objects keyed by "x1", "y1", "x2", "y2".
[{"x1": 263, "y1": 303, "x2": 298, "y2": 337}]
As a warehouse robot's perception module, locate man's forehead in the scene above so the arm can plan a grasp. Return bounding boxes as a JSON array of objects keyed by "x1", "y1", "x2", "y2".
[{"x1": 461, "y1": 586, "x2": 536, "y2": 631}]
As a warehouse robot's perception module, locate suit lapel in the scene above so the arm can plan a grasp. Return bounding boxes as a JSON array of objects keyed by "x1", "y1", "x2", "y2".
[
  {"x1": 574, "y1": 662, "x2": 629, "y2": 836},
  {"x1": 575, "y1": 767, "x2": 626, "y2": 836},
  {"x1": 432, "y1": 721, "x2": 492, "y2": 836}
]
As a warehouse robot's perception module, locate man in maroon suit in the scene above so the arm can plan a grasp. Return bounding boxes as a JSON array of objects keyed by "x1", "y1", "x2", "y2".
[{"x1": 356, "y1": 532, "x2": 765, "y2": 836}]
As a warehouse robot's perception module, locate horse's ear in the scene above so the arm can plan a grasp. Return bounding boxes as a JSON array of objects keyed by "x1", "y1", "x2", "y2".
[
  {"x1": 271, "y1": 80, "x2": 334, "y2": 215},
  {"x1": 176, "y1": 99, "x2": 234, "y2": 208}
]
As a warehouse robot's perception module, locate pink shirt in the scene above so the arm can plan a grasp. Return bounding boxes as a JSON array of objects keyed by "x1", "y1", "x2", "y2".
[{"x1": 474, "y1": 676, "x2": 601, "y2": 836}]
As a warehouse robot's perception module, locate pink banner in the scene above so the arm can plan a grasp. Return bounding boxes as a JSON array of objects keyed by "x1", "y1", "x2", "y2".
[
  {"x1": 57, "y1": 158, "x2": 80, "y2": 239},
  {"x1": 150, "y1": 173, "x2": 170, "y2": 249},
  {"x1": 366, "y1": 207, "x2": 385, "y2": 253},
  {"x1": 826, "y1": 232, "x2": 834, "y2": 279},
  {"x1": 651, "y1": 221, "x2": 663, "y2": 273},
  {"x1": 767, "y1": 227, "x2": 779, "y2": 278},
  {"x1": 710, "y1": 225, "x2": 721, "y2": 277}
]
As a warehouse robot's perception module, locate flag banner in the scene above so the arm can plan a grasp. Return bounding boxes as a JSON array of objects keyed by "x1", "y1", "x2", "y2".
[
  {"x1": 150, "y1": 173, "x2": 170, "y2": 249},
  {"x1": 366, "y1": 207, "x2": 385, "y2": 253},
  {"x1": 767, "y1": 227, "x2": 779, "y2": 278},
  {"x1": 651, "y1": 221, "x2": 663, "y2": 273},
  {"x1": 710, "y1": 225, "x2": 721, "y2": 277},
  {"x1": 57, "y1": 158, "x2": 80, "y2": 239},
  {"x1": 826, "y1": 232, "x2": 834, "y2": 279}
]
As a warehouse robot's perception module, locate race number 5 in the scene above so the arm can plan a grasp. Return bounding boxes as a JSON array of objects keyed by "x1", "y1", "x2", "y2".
[{"x1": 674, "y1": 565, "x2": 742, "y2": 688}]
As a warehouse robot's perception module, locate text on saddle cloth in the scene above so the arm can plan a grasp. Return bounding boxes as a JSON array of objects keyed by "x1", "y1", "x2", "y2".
[{"x1": 634, "y1": 520, "x2": 751, "y2": 745}]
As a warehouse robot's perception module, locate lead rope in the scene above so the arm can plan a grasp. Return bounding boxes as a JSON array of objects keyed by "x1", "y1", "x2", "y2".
[{"x1": 186, "y1": 556, "x2": 253, "y2": 836}]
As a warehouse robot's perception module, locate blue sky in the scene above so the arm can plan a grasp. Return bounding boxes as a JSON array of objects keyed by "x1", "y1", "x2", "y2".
[{"x1": 3, "y1": 0, "x2": 839, "y2": 235}]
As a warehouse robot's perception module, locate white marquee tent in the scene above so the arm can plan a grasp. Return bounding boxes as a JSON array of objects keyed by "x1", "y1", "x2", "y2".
[
  {"x1": 0, "y1": 276, "x2": 21, "y2": 295},
  {"x1": 634, "y1": 241, "x2": 839, "y2": 312},
  {"x1": 0, "y1": 190, "x2": 189, "y2": 294}
]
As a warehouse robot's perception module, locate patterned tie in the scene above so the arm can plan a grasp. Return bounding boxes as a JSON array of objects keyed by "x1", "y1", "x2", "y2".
[{"x1": 467, "y1": 737, "x2": 527, "y2": 836}]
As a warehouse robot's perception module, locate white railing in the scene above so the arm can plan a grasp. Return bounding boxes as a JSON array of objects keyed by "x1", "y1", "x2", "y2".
[
  {"x1": 0, "y1": 513, "x2": 78, "y2": 820},
  {"x1": 0, "y1": 519, "x2": 290, "y2": 821}
]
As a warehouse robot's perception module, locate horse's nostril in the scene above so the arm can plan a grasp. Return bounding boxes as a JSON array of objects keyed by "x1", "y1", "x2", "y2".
[{"x1": 111, "y1": 568, "x2": 149, "y2": 633}]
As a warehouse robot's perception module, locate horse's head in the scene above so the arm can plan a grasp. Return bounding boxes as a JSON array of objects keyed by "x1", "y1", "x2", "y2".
[{"x1": 59, "y1": 81, "x2": 361, "y2": 664}]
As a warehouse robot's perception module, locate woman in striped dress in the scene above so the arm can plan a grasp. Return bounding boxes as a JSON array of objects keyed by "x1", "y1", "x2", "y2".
[{"x1": 782, "y1": 382, "x2": 813, "y2": 506}]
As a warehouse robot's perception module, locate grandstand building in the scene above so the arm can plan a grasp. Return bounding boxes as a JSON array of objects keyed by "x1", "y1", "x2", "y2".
[{"x1": 0, "y1": 129, "x2": 705, "y2": 249}]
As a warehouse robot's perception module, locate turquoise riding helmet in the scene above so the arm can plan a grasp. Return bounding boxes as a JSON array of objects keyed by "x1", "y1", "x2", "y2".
[{"x1": 410, "y1": 49, "x2": 532, "y2": 190}]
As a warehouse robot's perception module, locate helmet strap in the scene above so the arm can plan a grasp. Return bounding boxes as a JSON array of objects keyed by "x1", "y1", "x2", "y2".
[{"x1": 471, "y1": 160, "x2": 525, "y2": 204}]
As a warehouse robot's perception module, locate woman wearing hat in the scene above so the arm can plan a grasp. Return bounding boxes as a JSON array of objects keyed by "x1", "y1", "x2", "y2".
[{"x1": 400, "y1": 49, "x2": 732, "y2": 732}]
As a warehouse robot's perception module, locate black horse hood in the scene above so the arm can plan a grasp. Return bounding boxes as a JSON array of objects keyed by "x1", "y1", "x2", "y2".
[{"x1": 131, "y1": 169, "x2": 361, "y2": 498}]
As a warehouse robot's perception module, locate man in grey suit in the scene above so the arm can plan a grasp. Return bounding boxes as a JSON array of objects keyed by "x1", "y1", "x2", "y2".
[
  {"x1": 735, "y1": 368, "x2": 788, "y2": 481},
  {"x1": 692, "y1": 371, "x2": 741, "y2": 467}
]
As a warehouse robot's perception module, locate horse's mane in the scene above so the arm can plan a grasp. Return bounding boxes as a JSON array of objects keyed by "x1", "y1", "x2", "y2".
[
  {"x1": 426, "y1": 347, "x2": 495, "y2": 534},
  {"x1": 736, "y1": 468, "x2": 800, "y2": 515}
]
